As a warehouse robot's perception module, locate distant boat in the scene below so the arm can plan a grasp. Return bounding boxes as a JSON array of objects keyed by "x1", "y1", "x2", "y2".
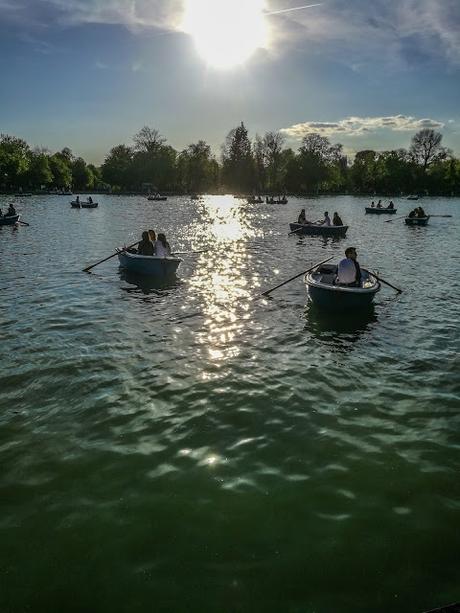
[
  {"x1": 289, "y1": 223, "x2": 348, "y2": 237},
  {"x1": 266, "y1": 196, "x2": 288, "y2": 204},
  {"x1": 117, "y1": 250, "x2": 182, "y2": 277},
  {"x1": 247, "y1": 196, "x2": 263, "y2": 204},
  {"x1": 0, "y1": 214, "x2": 20, "y2": 226},
  {"x1": 71, "y1": 200, "x2": 98, "y2": 208},
  {"x1": 405, "y1": 216, "x2": 430, "y2": 226},
  {"x1": 190, "y1": 194, "x2": 202, "y2": 200},
  {"x1": 305, "y1": 263, "x2": 380, "y2": 311},
  {"x1": 407, "y1": 195, "x2": 420, "y2": 200},
  {"x1": 147, "y1": 195, "x2": 167, "y2": 201},
  {"x1": 365, "y1": 207, "x2": 397, "y2": 214}
]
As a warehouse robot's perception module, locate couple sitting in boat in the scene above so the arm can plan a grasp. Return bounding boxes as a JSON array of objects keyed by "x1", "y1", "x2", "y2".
[
  {"x1": 370, "y1": 200, "x2": 394, "y2": 209},
  {"x1": 0, "y1": 204, "x2": 16, "y2": 217},
  {"x1": 297, "y1": 210, "x2": 343, "y2": 226},
  {"x1": 408, "y1": 207, "x2": 426, "y2": 218},
  {"x1": 135, "y1": 230, "x2": 172, "y2": 257}
]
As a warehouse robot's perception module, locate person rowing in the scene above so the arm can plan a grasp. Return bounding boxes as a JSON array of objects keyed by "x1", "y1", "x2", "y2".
[
  {"x1": 321, "y1": 211, "x2": 331, "y2": 226},
  {"x1": 6, "y1": 203, "x2": 16, "y2": 217},
  {"x1": 337, "y1": 246, "x2": 362, "y2": 287},
  {"x1": 387, "y1": 201, "x2": 394, "y2": 209},
  {"x1": 136, "y1": 231, "x2": 155, "y2": 256},
  {"x1": 298, "y1": 209, "x2": 306, "y2": 224},
  {"x1": 376, "y1": 200, "x2": 382, "y2": 208}
]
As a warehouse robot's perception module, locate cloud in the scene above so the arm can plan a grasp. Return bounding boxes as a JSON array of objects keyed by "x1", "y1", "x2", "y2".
[
  {"x1": 1, "y1": 0, "x2": 459, "y2": 68},
  {"x1": 268, "y1": 0, "x2": 460, "y2": 67},
  {"x1": 281, "y1": 115, "x2": 445, "y2": 139}
]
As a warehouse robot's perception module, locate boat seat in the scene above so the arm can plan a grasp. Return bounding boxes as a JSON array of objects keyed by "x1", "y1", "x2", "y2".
[
  {"x1": 320, "y1": 273, "x2": 337, "y2": 285},
  {"x1": 318, "y1": 264, "x2": 338, "y2": 274}
]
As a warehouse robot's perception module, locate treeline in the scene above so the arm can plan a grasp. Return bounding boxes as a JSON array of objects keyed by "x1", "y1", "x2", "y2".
[{"x1": 1, "y1": 124, "x2": 460, "y2": 195}]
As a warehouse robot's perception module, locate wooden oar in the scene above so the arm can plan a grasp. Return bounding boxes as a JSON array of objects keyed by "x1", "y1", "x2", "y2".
[
  {"x1": 171, "y1": 249, "x2": 209, "y2": 256},
  {"x1": 385, "y1": 215, "x2": 406, "y2": 223},
  {"x1": 362, "y1": 268, "x2": 402, "y2": 294},
  {"x1": 261, "y1": 256, "x2": 334, "y2": 297},
  {"x1": 288, "y1": 226, "x2": 304, "y2": 236},
  {"x1": 18, "y1": 220, "x2": 30, "y2": 226},
  {"x1": 83, "y1": 240, "x2": 140, "y2": 273},
  {"x1": 429, "y1": 214, "x2": 452, "y2": 218}
]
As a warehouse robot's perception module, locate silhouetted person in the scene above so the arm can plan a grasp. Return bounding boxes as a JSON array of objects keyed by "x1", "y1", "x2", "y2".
[{"x1": 137, "y1": 231, "x2": 155, "y2": 256}]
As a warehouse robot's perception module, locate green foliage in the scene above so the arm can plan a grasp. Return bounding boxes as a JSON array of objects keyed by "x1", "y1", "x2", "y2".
[
  {"x1": 222, "y1": 122, "x2": 254, "y2": 192},
  {"x1": 0, "y1": 134, "x2": 30, "y2": 188},
  {"x1": 0, "y1": 127, "x2": 458, "y2": 196},
  {"x1": 49, "y1": 154, "x2": 72, "y2": 188},
  {"x1": 26, "y1": 152, "x2": 53, "y2": 188},
  {"x1": 177, "y1": 141, "x2": 217, "y2": 193}
]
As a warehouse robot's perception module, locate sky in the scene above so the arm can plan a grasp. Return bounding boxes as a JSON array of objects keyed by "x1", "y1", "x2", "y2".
[{"x1": 0, "y1": 0, "x2": 459, "y2": 164}]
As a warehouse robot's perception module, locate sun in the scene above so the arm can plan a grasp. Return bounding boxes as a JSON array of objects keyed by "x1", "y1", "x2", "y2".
[{"x1": 182, "y1": 0, "x2": 268, "y2": 69}]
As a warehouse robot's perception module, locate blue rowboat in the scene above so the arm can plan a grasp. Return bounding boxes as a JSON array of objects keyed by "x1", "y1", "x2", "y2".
[
  {"x1": 365, "y1": 207, "x2": 397, "y2": 214},
  {"x1": 0, "y1": 214, "x2": 20, "y2": 226},
  {"x1": 290, "y1": 223, "x2": 348, "y2": 237},
  {"x1": 117, "y1": 250, "x2": 182, "y2": 277},
  {"x1": 304, "y1": 263, "x2": 380, "y2": 311},
  {"x1": 405, "y1": 216, "x2": 429, "y2": 226}
]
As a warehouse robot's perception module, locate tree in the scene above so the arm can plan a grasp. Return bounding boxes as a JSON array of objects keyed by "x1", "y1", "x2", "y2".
[
  {"x1": 49, "y1": 154, "x2": 72, "y2": 188},
  {"x1": 263, "y1": 131, "x2": 285, "y2": 192},
  {"x1": 298, "y1": 133, "x2": 343, "y2": 192},
  {"x1": 72, "y1": 157, "x2": 92, "y2": 190},
  {"x1": 253, "y1": 134, "x2": 266, "y2": 192},
  {"x1": 177, "y1": 140, "x2": 217, "y2": 193},
  {"x1": 351, "y1": 150, "x2": 377, "y2": 194},
  {"x1": 101, "y1": 145, "x2": 134, "y2": 189},
  {"x1": 222, "y1": 122, "x2": 254, "y2": 192},
  {"x1": 410, "y1": 129, "x2": 448, "y2": 173},
  {"x1": 0, "y1": 134, "x2": 30, "y2": 188},
  {"x1": 26, "y1": 152, "x2": 53, "y2": 188},
  {"x1": 133, "y1": 127, "x2": 166, "y2": 154}
]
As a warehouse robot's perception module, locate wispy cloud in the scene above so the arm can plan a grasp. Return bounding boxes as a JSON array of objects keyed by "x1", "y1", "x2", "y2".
[
  {"x1": 1, "y1": 0, "x2": 459, "y2": 67},
  {"x1": 281, "y1": 115, "x2": 445, "y2": 139}
]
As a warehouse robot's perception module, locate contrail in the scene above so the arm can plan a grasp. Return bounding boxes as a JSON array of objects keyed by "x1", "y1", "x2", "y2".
[{"x1": 266, "y1": 3, "x2": 323, "y2": 16}]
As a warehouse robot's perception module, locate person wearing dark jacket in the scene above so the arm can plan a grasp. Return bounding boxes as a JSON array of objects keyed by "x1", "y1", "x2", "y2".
[{"x1": 137, "y1": 231, "x2": 155, "y2": 256}]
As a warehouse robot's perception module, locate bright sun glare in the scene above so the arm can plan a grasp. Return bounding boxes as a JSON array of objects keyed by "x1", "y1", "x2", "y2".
[{"x1": 182, "y1": 0, "x2": 268, "y2": 69}]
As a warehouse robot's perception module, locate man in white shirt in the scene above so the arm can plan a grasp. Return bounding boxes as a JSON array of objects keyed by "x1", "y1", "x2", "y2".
[
  {"x1": 321, "y1": 211, "x2": 331, "y2": 226},
  {"x1": 337, "y1": 247, "x2": 362, "y2": 286}
]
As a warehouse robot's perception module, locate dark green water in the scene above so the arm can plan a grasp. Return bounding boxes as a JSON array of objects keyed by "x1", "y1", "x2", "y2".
[{"x1": 1, "y1": 195, "x2": 459, "y2": 612}]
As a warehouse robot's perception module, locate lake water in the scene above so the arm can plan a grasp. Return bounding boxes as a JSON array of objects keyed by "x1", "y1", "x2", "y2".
[{"x1": 1, "y1": 194, "x2": 459, "y2": 612}]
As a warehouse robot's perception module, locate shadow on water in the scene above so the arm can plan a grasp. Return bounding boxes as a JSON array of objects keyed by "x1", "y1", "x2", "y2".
[
  {"x1": 118, "y1": 269, "x2": 180, "y2": 295},
  {"x1": 304, "y1": 302, "x2": 378, "y2": 350}
]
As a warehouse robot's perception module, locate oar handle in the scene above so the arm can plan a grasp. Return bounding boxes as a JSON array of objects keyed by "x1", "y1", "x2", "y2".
[
  {"x1": 83, "y1": 240, "x2": 140, "y2": 272},
  {"x1": 261, "y1": 255, "x2": 334, "y2": 297}
]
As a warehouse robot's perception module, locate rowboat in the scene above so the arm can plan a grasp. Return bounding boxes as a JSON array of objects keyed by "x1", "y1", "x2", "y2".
[
  {"x1": 407, "y1": 195, "x2": 420, "y2": 200},
  {"x1": 405, "y1": 216, "x2": 430, "y2": 226},
  {"x1": 0, "y1": 214, "x2": 20, "y2": 226},
  {"x1": 266, "y1": 197, "x2": 288, "y2": 204},
  {"x1": 147, "y1": 195, "x2": 167, "y2": 201},
  {"x1": 117, "y1": 249, "x2": 182, "y2": 276},
  {"x1": 365, "y1": 207, "x2": 397, "y2": 214},
  {"x1": 247, "y1": 197, "x2": 263, "y2": 204},
  {"x1": 71, "y1": 201, "x2": 98, "y2": 208},
  {"x1": 305, "y1": 263, "x2": 380, "y2": 311},
  {"x1": 289, "y1": 223, "x2": 348, "y2": 237}
]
